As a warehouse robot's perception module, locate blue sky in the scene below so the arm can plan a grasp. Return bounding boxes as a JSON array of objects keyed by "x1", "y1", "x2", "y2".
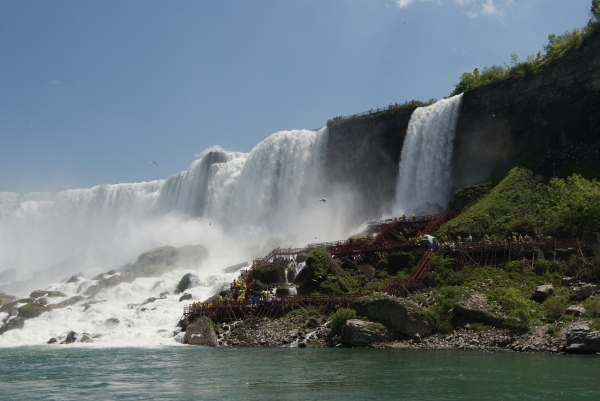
[{"x1": 0, "y1": 0, "x2": 591, "y2": 191}]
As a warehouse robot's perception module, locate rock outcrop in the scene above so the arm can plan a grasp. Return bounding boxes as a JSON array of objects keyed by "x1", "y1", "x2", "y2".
[
  {"x1": 352, "y1": 294, "x2": 432, "y2": 338},
  {"x1": 341, "y1": 319, "x2": 387, "y2": 347},
  {"x1": 185, "y1": 317, "x2": 218, "y2": 347},
  {"x1": 564, "y1": 323, "x2": 600, "y2": 354},
  {"x1": 532, "y1": 284, "x2": 554, "y2": 303},
  {"x1": 176, "y1": 273, "x2": 198, "y2": 294}
]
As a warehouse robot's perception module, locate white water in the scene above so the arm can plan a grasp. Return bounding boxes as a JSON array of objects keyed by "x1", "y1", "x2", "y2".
[
  {"x1": 0, "y1": 127, "x2": 359, "y2": 347},
  {"x1": 395, "y1": 94, "x2": 463, "y2": 214}
]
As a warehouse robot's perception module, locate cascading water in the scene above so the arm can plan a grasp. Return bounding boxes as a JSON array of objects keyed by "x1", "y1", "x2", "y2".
[
  {"x1": 395, "y1": 94, "x2": 463, "y2": 214},
  {"x1": 0, "y1": 127, "x2": 342, "y2": 347}
]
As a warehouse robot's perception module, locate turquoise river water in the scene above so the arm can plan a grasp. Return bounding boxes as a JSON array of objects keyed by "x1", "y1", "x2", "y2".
[{"x1": 0, "y1": 347, "x2": 599, "y2": 400}]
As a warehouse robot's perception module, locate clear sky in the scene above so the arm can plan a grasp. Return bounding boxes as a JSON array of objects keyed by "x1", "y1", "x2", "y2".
[{"x1": 0, "y1": 0, "x2": 591, "y2": 192}]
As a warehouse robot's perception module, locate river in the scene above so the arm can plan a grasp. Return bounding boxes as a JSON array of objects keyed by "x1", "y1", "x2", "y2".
[{"x1": 1, "y1": 347, "x2": 598, "y2": 400}]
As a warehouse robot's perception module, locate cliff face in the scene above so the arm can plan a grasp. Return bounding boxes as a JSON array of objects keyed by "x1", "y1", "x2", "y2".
[
  {"x1": 451, "y1": 29, "x2": 600, "y2": 193},
  {"x1": 324, "y1": 108, "x2": 414, "y2": 221},
  {"x1": 324, "y1": 29, "x2": 600, "y2": 214}
]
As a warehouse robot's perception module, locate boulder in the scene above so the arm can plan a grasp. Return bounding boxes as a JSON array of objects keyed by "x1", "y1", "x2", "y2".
[
  {"x1": 136, "y1": 246, "x2": 179, "y2": 270},
  {"x1": 0, "y1": 317, "x2": 25, "y2": 334},
  {"x1": 54, "y1": 296, "x2": 85, "y2": 309},
  {"x1": 341, "y1": 319, "x2": 387, "y2": 347},
  {"x1": 47, "y1": 291, "x2": 67, "y2": 298},
  {"x1": 83, "y1": 285, "x2": 103, "y2": 298},
  {"x1": 453, "y1": 293, "x2": 503, "y2": 326},
  {"x1": 92, "y1": 273, "x2": 106, "y2": 280},
  {"x1": 159, "y1": 292, "x2": 169, "y2": 298},
  {"x1": 532, "y1": 284, "x2": 554, "y2": 303},
  {"x1": 185, "y1": 317, "x2": 218, "y2": 347},
  {"x1": 104, "y1": 318, "x2": 120, "y2": 326},
  {"x1": 30, "y1": 290, "x2": 49, "y2": 299},
  {"x1": 177, "y1": 245, "x2": 209, "y2": 267},
  {"x1": 80, "y1": 333, "x2": 93, "y2": 343},
  {"x1": 66, "y1": 275, "x2": 80, "y2": 284},
  {"x1": 47, "y1": 337, "x2": 57, "y2": 344},
  {"x1": 253, "y1": 263, "x2": 286, "y2": 285},
  {"x1": 142, "y1": 297, "x2": 157, "y2": 305},
  {"x1": 17, "y1": 303, "x2": 46, "y2": 319},
  {"x1": 223, "y1": 262, "x2": 249, "y2": 274},
  {"x1": 565, "y1": 305, "x2": 586, "y2": 316},
  {"x1": 352, "y1": 294, "x2": 433, "y2": 338},
  {"x1": 106, "y1": 269, "x2": 117, "y2": 275},
  {"x1": 0, "y1": 301, "x2": 18, "y2": 314},
  {"x1": 565, "y1": 324, "x2": 600, "y2": 354},
  {"x1": 572, "y1": 283, "x2": 598, "y2": 300},
  {"x1": 179, "y1": 293, "x2": 193, "y2": 302},
  {"x1": 61, "y1": 331, "x2": 77, "y2": 344},
  {"x1": 562, "y1": 277, "x2": 575, "y2": 286},
  {"x1": 176, "y1": 273, "x2": 198, "y2": 294}
]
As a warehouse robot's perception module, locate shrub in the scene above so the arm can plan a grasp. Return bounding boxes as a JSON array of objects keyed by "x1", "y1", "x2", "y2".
[
  {"x1": 330, "y1": 308, "x2": 357, "y2": 335},
  {"x1": 543, "y1": 296, "x2": 568, "y2": 319}
]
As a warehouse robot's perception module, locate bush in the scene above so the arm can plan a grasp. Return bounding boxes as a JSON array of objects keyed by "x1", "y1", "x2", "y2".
[
  {"x1": 543, "y1": 296, "x2": 568, "y2": 319},
  {"x1": 330, "y1": 308, "x2": 357, "y2": 335}
]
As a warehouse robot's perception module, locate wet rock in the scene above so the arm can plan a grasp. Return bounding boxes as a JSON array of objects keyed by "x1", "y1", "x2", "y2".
[
  {"x1": 61, "y1": 331, "x2": 77, "y2": 344},
  {"x1": 565, "y1": 324, "x2": 600, "y2": 354},
  {"x1": 54, "y1": 296, "x2": 85, "y2": 309},
  {"x1": 352, "y1": 294, "x2": 433, "y2": 337},
  {"x1": 80, "y1": 333, "x2": 93, "y2": 343},
  {"x1": 30, "y1": 290, "x2": 49, "y2": 299},
  {"x1": 47, "y1": 337, "x2": 57, "y2": 344},
  {"x1": 298, "y1": 341, "x2": 307, "y2": 348},
  {"x1": 92, "y1": 273, "x2": 106, "y2": 280},
  {"x1": 83, "y1": 285, "x2": 103, "y2": 298},
  {"x1": 572, "y1": 283, "x2": 598, "y2": 300},
  {"x1": 223, "y1": 262, "x2": 250, "y2": 274},
  {"x1": 341, "y1": 319, "x2": 387, "y2": 347},
  {"x1": 142, "y1": 297, "x2": 158, "y2": 305},
  {"x1": 17, "y1": 303, "x2": 46, "y2": 319},
  {"x1": 0, "y1": 317, "x2": 25, "y2": 334},
  {"x1": 159, "y1": 292, "x2": 169, "y2": 298},
  {"x1": 179, "y1": 293, "x2": 193, "y2": 302},
  {"x1": 107, "y1": 269, "x2": 117, "y2": 275},
  {"x1": 47, "y1": 291, "x2": 67, "y2": 298},
  {"x1": 176, "y1": 273, "x2": 198, "y2": 294},
  {"x1": 185, "y1": 316, "x2": 218, "y2": 347},
  {"x1": 532, "y1": 284, "x2": 554, "y2": 302},
  {"x1": 286, "y1": 267, "x2": 296, "y2": 283},
  {"x1": 34, "y1": 298, "x2": 48, "y2": 306},
  {"x1": 565, "y1": 305, "x2": 586, "y2": 316},
  {"x1": 66, "y1": 275, "x2": 80, "y2": 284},
  {"x1": 104, "y1": 318, "x2": 120, "y2": 326}
]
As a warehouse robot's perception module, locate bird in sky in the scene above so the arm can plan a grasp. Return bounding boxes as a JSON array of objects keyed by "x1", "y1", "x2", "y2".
[
  {"x1": 151, "y1": 161, "x2": 158, "y2": 166},
  {"x1": 209, "y1": 223, "x2": 211, "y2": 226},
  {"x1": 319, "y1": 198, "x2": 327, "y2": 203},
  {"x1": 403, "y1": 21, "x2": 406, "y2": 24}
]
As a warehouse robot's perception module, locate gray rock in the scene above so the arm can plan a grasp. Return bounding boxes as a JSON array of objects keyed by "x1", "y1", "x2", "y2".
[
  {"x1": 185, "y1": 317, "x2": 218, "y2": 347},
  {"x1": 92, "y1": 273, "x2": 106, "y2": 280},
  {"x1": 341, "y1": 319, "x2": 387, "y2": 347},
  {"x1": 66, "y1": 276, "x2": 80, "y2": 284},
  {"x1": 176, "y1": 273, "x2": 198, "y2": 294},
  {"x1": 565, "y1": 305, "x2": 586, "y2": 316},
  {"x1": 30, "y1": 290, "x2": 49, "y2": 299},
  {"x1": 159, "y1": 292, "x2": 169, "y2": 298},
  {"x1": 0, "y1": 317, "x2": 25, "y2": 334},
  {"x1": 179, "y1": 293, "x2": 193, "y2": 302},
  {"x1": 352, "y1": 294, "x2": 432, "y2": 337},
  {"x1": 54, "y1": 296, "x2": 85, "y2": 309},
  {"x1": 223, "y1": 262, "x2": 249, "y2": 274},
  {"x1": 47, "y1": 291, "x2": 67, "y2": 298},
  {"x1": 61, "y1": 331, "x2": 77, "y2": 344},
  {"x1": 532, "y1": 284, "x2": 554, "y2": 302},
  {"x1": 142, "y1": 297, "x2": 157, "y2": 305},
  {"x1": 83, "y1": 285, "x2": 103, "y2": 298},
  {"x1": 104, "y1": 318, "x2": 120, "y2": 326},
  {"x1": 80, "y1": 333, "x2": 93, "y2": 343},
  {"x1": 106, "y1": 269, "x2": 117, "y2": 275},
  {"x1": 565, "y1": 324, "x2": 600, "y2": 354},
  {"x1": 562, "y1": 277, "x2": 575, "y2": 286},
  {"x1": 47, "y1": 337, "x2": 57, "y2": 344},
  {"x1": 572, "y1": 284, "x2": 598, "y2": 300}
]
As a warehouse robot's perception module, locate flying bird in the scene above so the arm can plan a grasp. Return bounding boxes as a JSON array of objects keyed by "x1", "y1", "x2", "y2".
[
  {"x1": 403, "y1": 21, "x2": 406, "y2": 24},
  {"x1": 151, "y1": 161, "x2": 158, "y2": 166},
  {"x1": 319, "y1": 198, "x2": 327, "y2": 203}
]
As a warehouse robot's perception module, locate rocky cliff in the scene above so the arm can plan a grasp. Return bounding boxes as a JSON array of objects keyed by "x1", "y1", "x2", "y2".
[{"x1": 324, "y1": 29, "x2": 600, "y2": 212}]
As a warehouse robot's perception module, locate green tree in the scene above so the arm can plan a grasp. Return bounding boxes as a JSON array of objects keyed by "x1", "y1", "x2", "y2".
[{"x1": 590, "y1": 0, "x2": 600, "y2": 25}]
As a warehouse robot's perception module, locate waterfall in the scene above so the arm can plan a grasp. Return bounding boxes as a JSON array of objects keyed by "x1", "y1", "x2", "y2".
[{"x1": 395, "y1": 94, "x2": 463, "y2": 214}]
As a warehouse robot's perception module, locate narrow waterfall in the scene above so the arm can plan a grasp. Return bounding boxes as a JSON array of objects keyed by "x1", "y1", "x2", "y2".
[{"x1": 395, "y1": 94, "x2": 463, "y2": 214}]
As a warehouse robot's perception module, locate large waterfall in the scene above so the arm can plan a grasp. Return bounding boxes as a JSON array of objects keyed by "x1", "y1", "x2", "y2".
[{"x1": 395, "y1": 94, "x2": 463, "y2": 214}]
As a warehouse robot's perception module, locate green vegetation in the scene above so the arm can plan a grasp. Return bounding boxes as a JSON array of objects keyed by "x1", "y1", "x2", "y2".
[
  {"x1": 330, "y1": 308, "x2": 357, "y2": 335},
  {"x1": 17, "y1": 303, "x2": 44, "y2": 319},
  {"x1": 326, "y1": 98, "x2": 437, "y2": 129},
  {"x1": 450, "y1": 1, "x2": 599, "y2": 96},
  {"x1": 438, "y1": 167, "x2": 600, "y2": 239}
]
